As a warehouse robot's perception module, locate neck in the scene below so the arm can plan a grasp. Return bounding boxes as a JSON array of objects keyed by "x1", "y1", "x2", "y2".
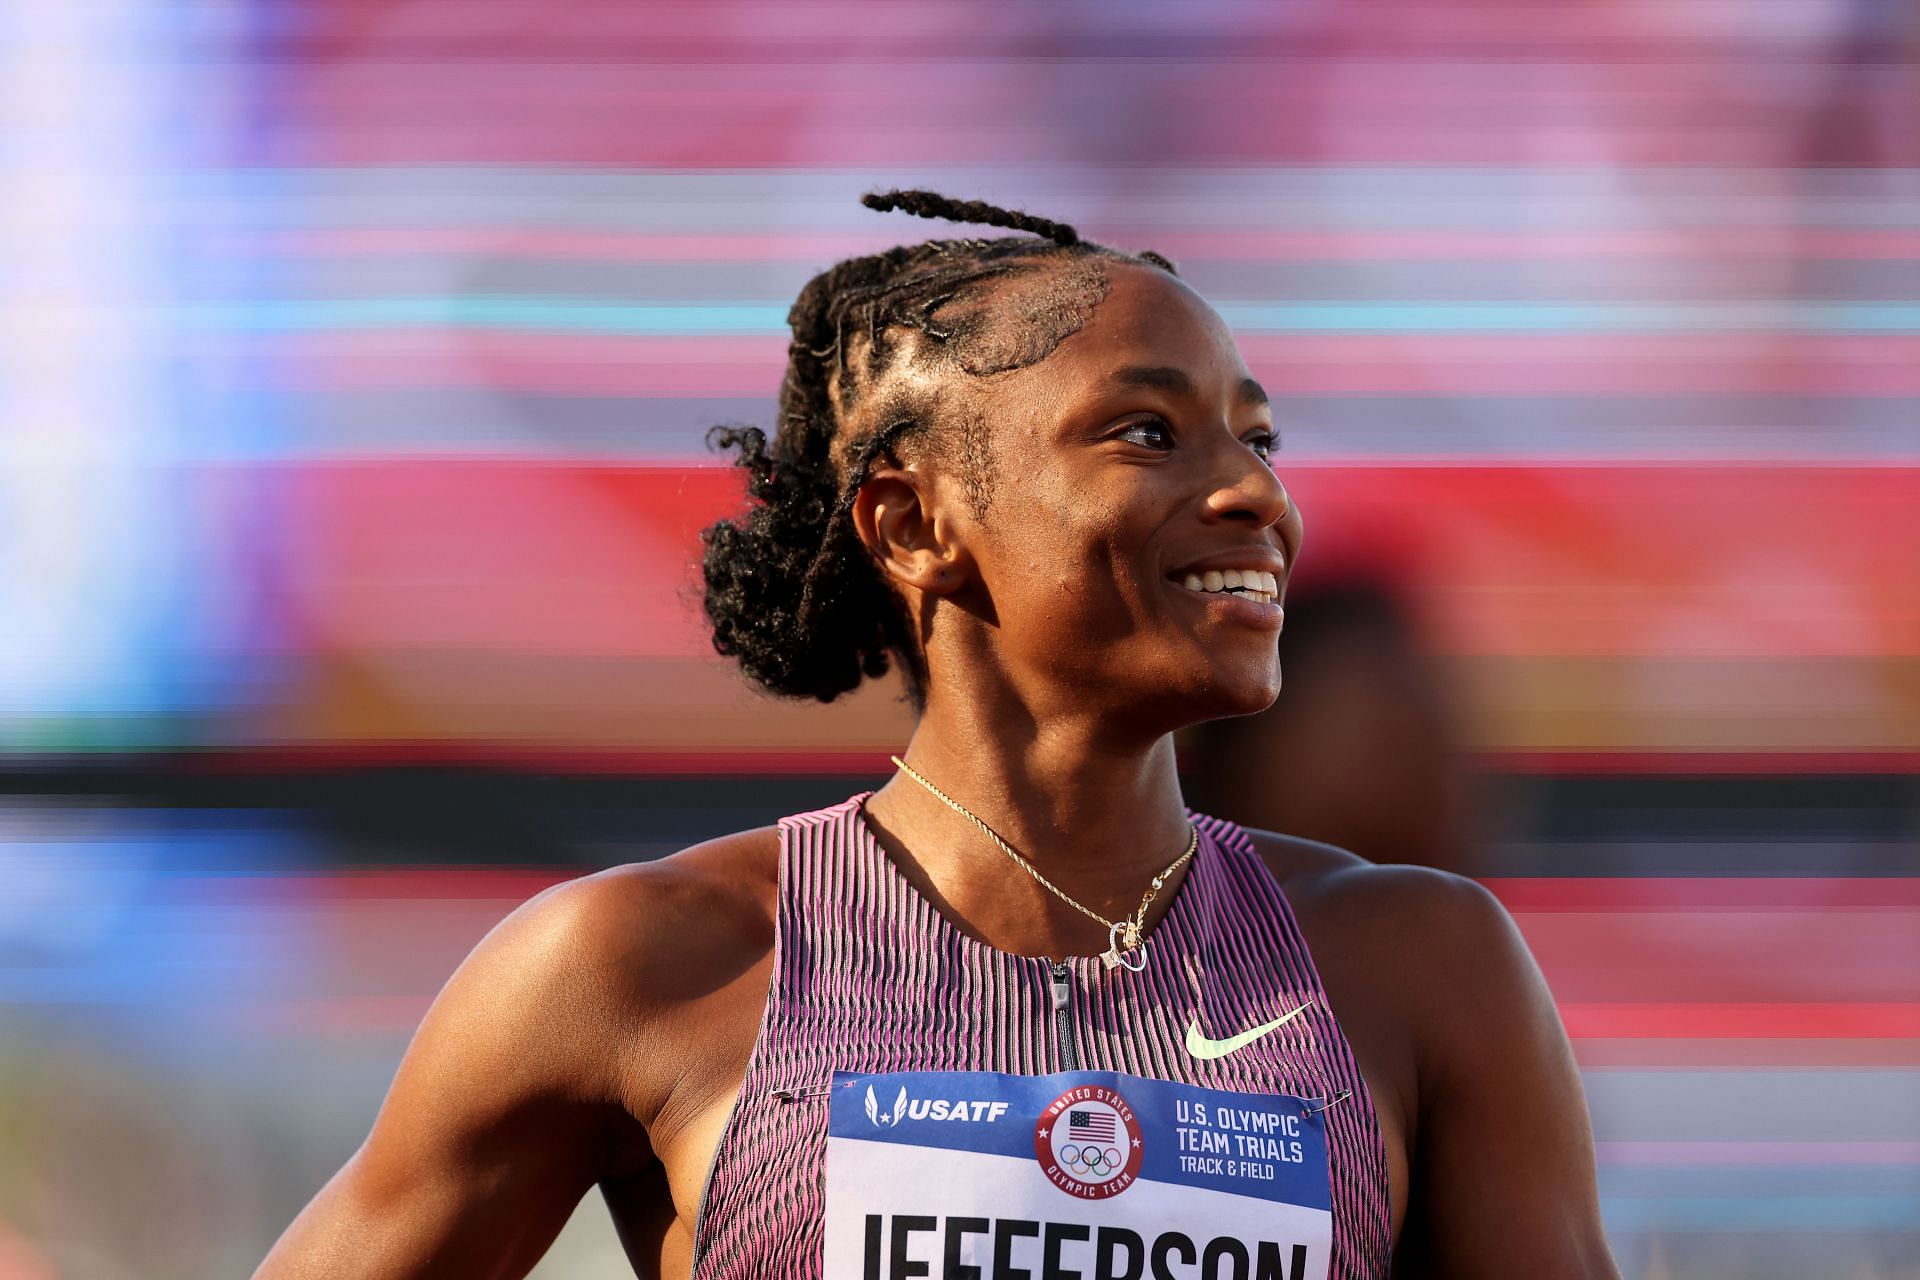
[{"x1": 860, "y1": 692, "x2": 1196, "y2": 960}]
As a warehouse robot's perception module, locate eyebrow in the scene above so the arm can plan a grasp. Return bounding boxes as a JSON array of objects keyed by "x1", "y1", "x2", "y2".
[{"x1": 1107, "y1": 365, "x2": 1270, "y2": 409}]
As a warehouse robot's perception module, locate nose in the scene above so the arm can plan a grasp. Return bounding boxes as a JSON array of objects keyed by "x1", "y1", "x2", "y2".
[{"x1": 1200, "y1": 439, "x2": 1291, "y2": 532}]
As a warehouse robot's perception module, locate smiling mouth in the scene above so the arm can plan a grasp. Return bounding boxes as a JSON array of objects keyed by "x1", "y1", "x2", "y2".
[{"x1": 1172, "y1": 569, "x2": 1280, "y2": 606}]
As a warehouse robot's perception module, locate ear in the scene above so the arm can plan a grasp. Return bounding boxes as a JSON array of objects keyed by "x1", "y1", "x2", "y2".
[{"x1": 849, "y1": 456, "x2": 971, "y2": 598}]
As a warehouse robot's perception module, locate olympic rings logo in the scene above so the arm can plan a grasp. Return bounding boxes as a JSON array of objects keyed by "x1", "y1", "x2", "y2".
[
  {"x1": 1035, "y1": 1085, "x2": 1144, "y2": 1200},
  {"x1": 1057, "y1": 1143, "x2": 1125, "y2": 1177}
]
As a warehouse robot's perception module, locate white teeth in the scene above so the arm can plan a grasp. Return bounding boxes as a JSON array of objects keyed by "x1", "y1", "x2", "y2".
[{"x1": 1177, "y1": 571, "x2": 1280, "y2": 604}]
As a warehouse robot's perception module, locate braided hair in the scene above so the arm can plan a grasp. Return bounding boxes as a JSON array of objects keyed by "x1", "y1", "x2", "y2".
[{"x1": 700, "y1": 190, "x2": 1180, "y2": 711}]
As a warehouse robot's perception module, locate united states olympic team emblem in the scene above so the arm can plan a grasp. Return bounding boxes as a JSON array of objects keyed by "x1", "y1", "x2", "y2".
[{"x1": 1033, "y1": 1085, "x2": 1145, "y2": 1199}]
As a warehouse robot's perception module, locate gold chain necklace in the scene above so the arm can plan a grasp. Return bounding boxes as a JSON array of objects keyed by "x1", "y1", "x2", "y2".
[{"x1": 888, "y1": 754, "x2": 1196, "y2": 972}]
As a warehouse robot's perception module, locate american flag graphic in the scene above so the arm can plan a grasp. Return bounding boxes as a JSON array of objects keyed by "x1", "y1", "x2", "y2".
[{"x1": 1067, "y1": 1110, "x2": 1117, "y2": 1142}]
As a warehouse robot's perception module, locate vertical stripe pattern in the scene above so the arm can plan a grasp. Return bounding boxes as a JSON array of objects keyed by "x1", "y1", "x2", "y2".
[{"x1": 692, "y1": 791, "x2": 1393, "y2": 1278}]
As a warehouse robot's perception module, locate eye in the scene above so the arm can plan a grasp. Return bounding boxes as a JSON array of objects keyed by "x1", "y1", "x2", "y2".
[
  {"x1": 1116, "y1": 415, "x2": 1174, "y2": 451},
  {"x1": 1245, "y1": 430, "x2": 1279, "y2": 463}
]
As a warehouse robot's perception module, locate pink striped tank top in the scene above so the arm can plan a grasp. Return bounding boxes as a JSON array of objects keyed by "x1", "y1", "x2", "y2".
[{"x1": 691, "y1": 791, "x2": 1394, "y2": 1278}]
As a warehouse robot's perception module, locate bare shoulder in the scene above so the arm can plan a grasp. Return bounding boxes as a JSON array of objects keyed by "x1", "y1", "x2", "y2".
[
  {"x1": 1232, "y1": 837, "x2": 1615, "y2": 1275},
  {"x1": 251, "y1": 827, "x2": 787, "y2": 1279},
  {"x1": 367, "y1": 824, "x2": 786, "y2": 1171},
  {"x1": 372, "y1": 823, "x2": 785, "y2": 1123},
  {"x1": 1236, "y1": 825, "x2": 1612, "y2": 1280},
  {"x1": 1240, "y1": 826, "x2": 1506, "y2": 948},
  {"x1": 1236, "y1": 828, "x2": 1541, "y2": 1085},
  {"x1": 511, "y1": 824, "x2": 784, "y2": 1017},
  {"x1": 360, "y1": 824, "x2": 785, "y2": 1112}
]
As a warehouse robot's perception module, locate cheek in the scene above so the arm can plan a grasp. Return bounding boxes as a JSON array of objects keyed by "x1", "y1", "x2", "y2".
[
  {"x1": 987, "y1": 496, "x2": 1130, "y2": 612},
  {"x1": 1024, "y1": 512, "x2": 1167, "y2": 635},
  {"x1": 982, "y1": 464, "x2": 1168, "y2": 632}
]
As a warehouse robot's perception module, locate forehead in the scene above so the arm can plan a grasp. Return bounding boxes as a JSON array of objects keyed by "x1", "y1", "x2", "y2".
[
  {"x1": 982, "y1": 261, "x2": 1251, "y2": 410},
  {"x1": 1080, "y1": 261, "x2": 1238, "y2": 357}
]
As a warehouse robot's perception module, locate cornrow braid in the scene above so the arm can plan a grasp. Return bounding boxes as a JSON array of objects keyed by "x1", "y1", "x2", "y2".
[
  {"x1": 860, "y1": 189, "x2": 1081, "y2": 247},
  {"x1": 700, "y1": 191, "x2": 1179, "y2": 709}
]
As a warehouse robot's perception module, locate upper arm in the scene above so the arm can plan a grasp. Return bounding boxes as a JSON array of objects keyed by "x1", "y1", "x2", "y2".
[
  {"x1": 1392, "y1": 872, "x2": 1621, "y2": 1280},
  {"x1": 254, "y1": 872, "x2": 654, "y2": 1280}
]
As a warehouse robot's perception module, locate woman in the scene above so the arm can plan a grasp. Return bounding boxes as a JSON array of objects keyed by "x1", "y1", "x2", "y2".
[{"x1": 255, "y1": 191, "x2": 1619, "y2": 1279}]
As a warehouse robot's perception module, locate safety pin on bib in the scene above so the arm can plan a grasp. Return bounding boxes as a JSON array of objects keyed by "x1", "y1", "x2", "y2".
[{"x1": 1301, "y1": 1088, "x2": 1353, "y2": 1118}]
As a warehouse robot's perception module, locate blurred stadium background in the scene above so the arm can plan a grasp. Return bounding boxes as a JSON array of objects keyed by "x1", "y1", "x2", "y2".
[{"x1": 1, "y1": 0, "x2": 1916, "y2": 1276}]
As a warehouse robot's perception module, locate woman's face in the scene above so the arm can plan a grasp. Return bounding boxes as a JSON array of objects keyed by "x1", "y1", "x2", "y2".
[{"x1": 940, "y1": 259, "x2": 1303, "y2": 730}]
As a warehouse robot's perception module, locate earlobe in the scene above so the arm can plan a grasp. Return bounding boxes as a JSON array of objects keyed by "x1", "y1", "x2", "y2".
[
  {"x1": 919, "y1": 556, "x2": 971, "y2": 597},
  {"x1": 921, "y1": 559, "x2": 969, "y2": 597},
  {"x1": 891, "y1": 546, "x2": 969, "y2": 599}
]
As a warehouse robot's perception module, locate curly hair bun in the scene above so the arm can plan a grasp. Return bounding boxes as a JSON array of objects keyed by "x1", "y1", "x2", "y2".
[{"x1": 700, "y1": 423, "x2": 904, "y2": 703}]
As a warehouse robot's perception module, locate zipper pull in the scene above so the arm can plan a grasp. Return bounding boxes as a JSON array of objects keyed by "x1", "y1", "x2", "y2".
[{"x1": 1050, "y1": 961, "x2": 1079, "y2": 1071}]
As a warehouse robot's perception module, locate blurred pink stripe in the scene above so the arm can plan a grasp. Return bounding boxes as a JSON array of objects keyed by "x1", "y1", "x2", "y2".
[
  {"x1": 1573, "y1": 1037, "x2": 1920, "y2": 1068},
  {"x1": 1559, "y1": 1003, "x2": 1920, "y2": 1038},
  {"x1": 281, "y1": 62, "x2": 1920, "y2": 168},
  {"x1": 1593, "y1": 1141, "x2": 1920, "y2": 1166},
  {"x1": 234, "y1": 227, "x2": 1920, "y2": 262},
  {"x1": 1490, "y1": 878, "x2": 1920, "y2": 911},
  {"x1": 1479, "y1": 750, "x2": 1920, "y2": 776},
  {"x1": 285, "y1": 332, "x2": 1920, "y2": 396},
  {"x1": 1519, "y1": 914, "x2": 1920, "y2": 1004},
  {"x1": 287, "y1": 332, "x2": 784, "y2": 396}
]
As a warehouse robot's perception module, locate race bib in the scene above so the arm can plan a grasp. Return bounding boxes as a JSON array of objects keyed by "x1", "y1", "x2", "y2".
[{"x1": 823, "y1": 1069, "x2": 1332, "y2": 1280}]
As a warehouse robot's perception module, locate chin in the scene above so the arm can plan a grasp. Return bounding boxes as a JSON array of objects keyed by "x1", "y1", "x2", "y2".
[
  {"x1": 1215, "y1": 672, "x2": 1283, "y2": 720},
  {"x1": 1158, "y1": 659, "x2": 1282, "y2": 728}
]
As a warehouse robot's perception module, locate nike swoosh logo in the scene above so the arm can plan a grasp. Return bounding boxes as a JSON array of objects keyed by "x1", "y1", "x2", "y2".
[{"x1": 1185, "y1": 1000, "x2": 1315, "y2": 1060}]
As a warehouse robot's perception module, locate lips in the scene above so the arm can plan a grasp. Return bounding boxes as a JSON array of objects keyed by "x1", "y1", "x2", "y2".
[
  {"x1": 1169, "y1": 576, "x2": 1285, "y2": 630},
  {"x1": 1162, "y1": 548, "x2": 1288, "y2": 630}
]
